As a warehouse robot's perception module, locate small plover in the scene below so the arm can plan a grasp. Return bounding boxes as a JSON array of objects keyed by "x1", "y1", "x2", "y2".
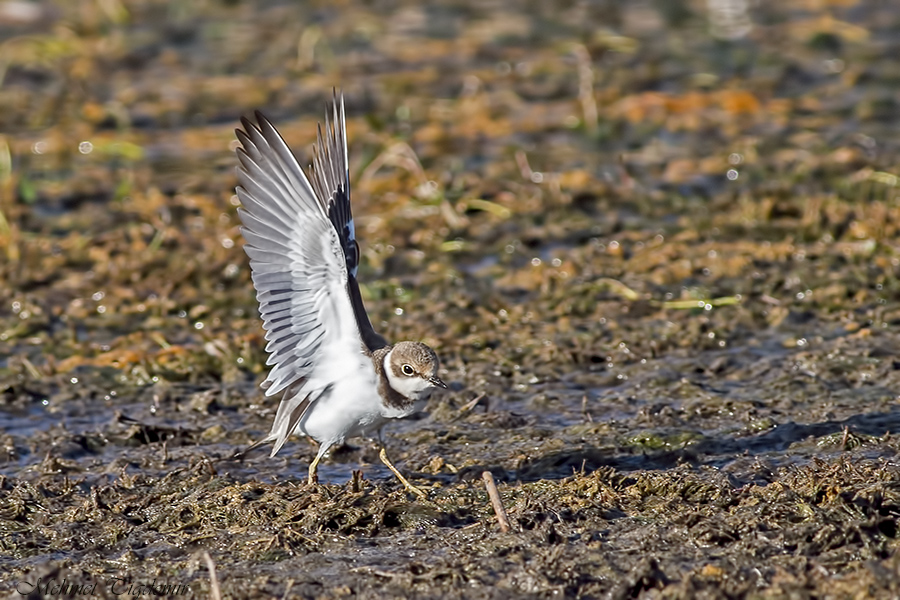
[{"x1": 234, "y1": 93, "x2": 446, "y2": 496}]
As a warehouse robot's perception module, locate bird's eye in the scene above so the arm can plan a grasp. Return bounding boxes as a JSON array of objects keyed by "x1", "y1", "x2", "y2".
[{"x1": 401, "y1": 364, "x2": 415, "y2": 376}]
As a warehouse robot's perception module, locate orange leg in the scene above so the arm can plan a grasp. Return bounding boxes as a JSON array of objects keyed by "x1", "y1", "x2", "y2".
[{"x1": 379, "y1": 448, "x2": 426, "y2": 498}]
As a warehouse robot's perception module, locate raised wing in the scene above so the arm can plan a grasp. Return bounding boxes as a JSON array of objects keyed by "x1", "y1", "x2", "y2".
[
  {"x1": 309, "y1": 94, "x2": 388, "y2": 352},
  {"x1": 311, "y1": 96, "x2": 357, "y2": 277},
  {"x1": 235, "y1": 109, "x2": 367, "y2": 399}
]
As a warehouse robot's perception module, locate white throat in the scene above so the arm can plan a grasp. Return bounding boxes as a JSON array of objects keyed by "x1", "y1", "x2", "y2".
[{"x1": 383, "y1": 349, "x2": 434, "y2": 401}]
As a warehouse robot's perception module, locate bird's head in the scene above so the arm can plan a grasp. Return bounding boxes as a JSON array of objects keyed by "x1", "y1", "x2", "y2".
[{"x1": 384, "y1": 341, "x2": 447, "y2": 401}]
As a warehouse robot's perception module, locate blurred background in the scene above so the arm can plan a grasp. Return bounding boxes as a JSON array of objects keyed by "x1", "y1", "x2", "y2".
[
  {"x1": 4, "y1": 1, "x2": 900, "y2": 596},
  {"x1": 2, "y1": 0, "x2": 898, "y2": 385}
]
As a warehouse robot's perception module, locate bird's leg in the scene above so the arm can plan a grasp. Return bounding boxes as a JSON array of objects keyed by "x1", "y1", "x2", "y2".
[
  {"x1": 307, "y1": 438, "x2": 330, "y2": 486},
  {"x1": 379, "y1": 447, "x2": 427, "y2": 499},
  {"x1": 307, "y1": 453, "x2": 321, "y2": 485}
]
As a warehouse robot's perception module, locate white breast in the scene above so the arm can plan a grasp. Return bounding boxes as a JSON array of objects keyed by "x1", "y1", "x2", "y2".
[{"x1": 296, "y1": 346, "x2": 382, "y2": 446}]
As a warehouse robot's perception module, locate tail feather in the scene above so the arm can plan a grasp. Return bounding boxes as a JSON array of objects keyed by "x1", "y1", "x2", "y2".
[
  {"x1": 228, "y1": 434, "x2": 276, "y2": 461},
  {"x1": 267, "y1": 380, "x2": 320, "y2": 456}
]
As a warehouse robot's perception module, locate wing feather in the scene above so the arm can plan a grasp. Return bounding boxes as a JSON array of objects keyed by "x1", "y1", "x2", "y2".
[
  {"x1": 309, "y1": 92, "x2": 387, "y2": 351},
  {"x1": 235, "y1": 109, "x2": 363, "y2": 404},
  {"x1": 234, "y1": 93, "x2": 390, "y2": 454}
]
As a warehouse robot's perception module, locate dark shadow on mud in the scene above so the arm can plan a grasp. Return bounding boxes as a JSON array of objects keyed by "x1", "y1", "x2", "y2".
[{"x1": 462, "y1": 409, "x2": 900, "y2": 483}]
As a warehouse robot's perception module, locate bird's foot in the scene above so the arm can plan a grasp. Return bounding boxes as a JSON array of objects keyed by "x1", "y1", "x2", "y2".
[{"x1": 379, "y1": 447, "x2": 427, "y2": 499}]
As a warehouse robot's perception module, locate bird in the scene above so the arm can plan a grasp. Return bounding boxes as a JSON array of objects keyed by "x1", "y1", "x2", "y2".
[{"x1": 233, "y1": 93, "x2": 446, "y2": 497}]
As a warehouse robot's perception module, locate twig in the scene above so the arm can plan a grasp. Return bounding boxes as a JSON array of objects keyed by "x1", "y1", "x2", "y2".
[
  {"x1": 514, "y1": 150, "x2": 534, "y2": 181},
  {"x1": 592, "y1": 277, "x2": 641, "y2": 301},
  {"x1": 359, "y1": 141, "x2": 427, "y2": 187},
  {"x1": 573, "y1": 44, "x2": 598, "y2": 133},
  {"x1": 661, "y1": 295, "x2": 741, "y2": 310},
  {"x1": 459, "y1": 393, "x2": 486, "y2": 415},
  {"x1": 19, "y1": 356, "x2": 42, "y2": 380},
  {"x1": 482, "y1": 471, "x2": 510, "y2": 533},
  {"x1": 350, "y1": 469, "x2": 364, "y2": 493},
  {"x1": 202, "y1": 551, "x2": 222, "y2": 600},
  {"x1": 281, "y1": 578, "x2": 294, "y2": 600}
]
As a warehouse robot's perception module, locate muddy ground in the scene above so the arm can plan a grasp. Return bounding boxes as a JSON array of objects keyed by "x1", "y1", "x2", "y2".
[{"x1": 2, "y1": 0, "x2": 900, "y2": 598}]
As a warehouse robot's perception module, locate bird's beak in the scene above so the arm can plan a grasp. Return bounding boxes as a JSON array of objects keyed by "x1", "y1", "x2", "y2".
[{"x1": 429, "y1": 376, "x2": 448, "y2": 389}]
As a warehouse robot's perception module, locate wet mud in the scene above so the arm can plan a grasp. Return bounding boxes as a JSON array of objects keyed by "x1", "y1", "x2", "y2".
[{"x1": 2, "y1": 0, "x2": 900, "y2": 598}]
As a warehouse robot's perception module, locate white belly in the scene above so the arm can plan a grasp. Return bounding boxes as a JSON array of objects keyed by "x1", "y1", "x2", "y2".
[
  {"x1": 286, "y1": 346, "x2": 428, "y2": 449},
  {"x1": 296, "y1": 377, "x2": 387, "y2": 446}
]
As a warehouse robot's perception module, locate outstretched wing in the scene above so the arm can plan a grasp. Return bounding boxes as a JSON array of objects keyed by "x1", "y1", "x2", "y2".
[
  {"x1": 234, "y1": 110, "x2": 366, "y2": 401},
  {"x1": 309, "y1": 93, "x2": 388, "y2": 352}
]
